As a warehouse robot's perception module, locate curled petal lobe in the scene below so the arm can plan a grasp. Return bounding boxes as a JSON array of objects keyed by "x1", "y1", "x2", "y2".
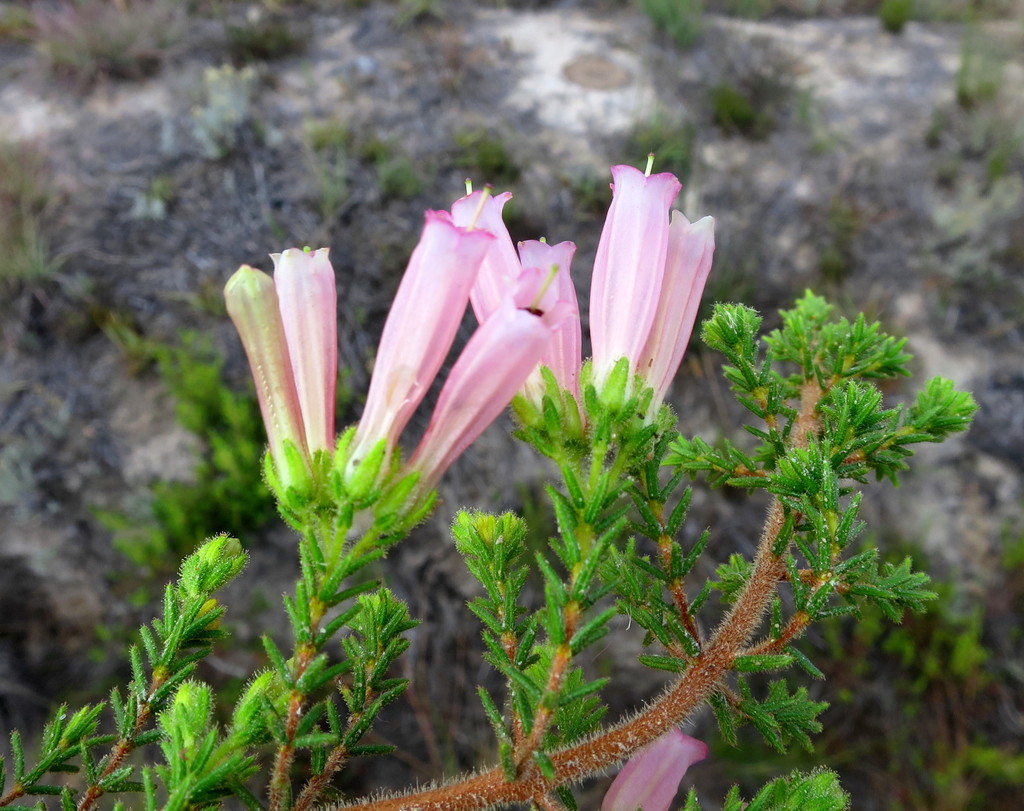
[
  {"x1": 601, "y1": 729, "x2": 708, "y2": 811},
  {"x1": 224, "y1": 265, "x2": 308, "y2": 487},
  {"x1": 517, "y1": 239, "x2": 581, "y2": 402},
  {"x1": 590, "y1": 165, "x2": 682, "y2": 389},
  {"x1": 638, "y1": 213, "x2": 715, "y2": 415},
  {"x1": 351, "y1": 211, "x2": 494, "y2": 467},
  {"x1": 272, "y1": 247, "x2": 338, "y2": 453},
  {"x1": 517, "y1": 240, "x2": 577, "y2": 312}
]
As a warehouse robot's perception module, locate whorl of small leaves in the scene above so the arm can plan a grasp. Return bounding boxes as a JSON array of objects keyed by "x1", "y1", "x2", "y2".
[
  {"x1": 521, "y1": 651, "x2": 608, "y2": 750},
  {"x1": 547, "y1": 665, "x2": 608, "y2": 747},
  {"x1": 682, "y1": 767, "x2": 849, "y2": 810},
  {"x1": 338, "y1": 589, "x2": 417, "y2": 750},
  {"x1": 0, "y1": 706, "x2": 107, "y2": 803},
  {"x1": 0, "y1": 538, "x2": 247, "y2": 810},
  {"x1": 455, "y1": 511, "x2": 540, "y2": 765},
  {"x1": 154, "y1": 682, "x2": 257, "y2": 811},
  {"x1": 601, "y1": 536, "x2": 704, "y2": 663},
  {"x1": 765, "y1": 291, "x2": 912, "y2": 385},
  {"x1": 713, "y1": 680, "x2": 828, "y2": 754},
  {"x1": 674, "y1": 294, "x2": 974, "y2": 490}
]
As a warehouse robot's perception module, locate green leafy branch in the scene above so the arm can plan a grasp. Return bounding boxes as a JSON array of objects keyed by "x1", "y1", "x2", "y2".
[
  {"x1": 79, "y1": 535, "x2": 247, "y2": 811},
  {"x1": 682, "y1": 767, "x2": 850, "y2": 811},
  {"x1": 263, "y1": 435, "x2": 438, "y2": 811},
  {"x1": 664, "y1": 295, "x2": 974, "y2": 755},
  {"x1": 454, "y1": 512, "x2": 538, "y2": 766},
  {"x1": 0, "y1": 536, "x2": 247, "y2": 811},
  {"x1": 148, "y1": 681, "x2": 259, "y2": 811},
  {"x1": 0, "y1": 706, "x2": 106, "y2": 810},
  {"x1": 285, "y1": 589, "x2": 416, "y2": 811}
]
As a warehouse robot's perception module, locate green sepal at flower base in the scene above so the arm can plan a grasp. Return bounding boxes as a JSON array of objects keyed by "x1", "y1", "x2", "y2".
[
  {"x1": 177, "y1": 534, "x2": 246, "y2": 599},
  {"x1": 263, "y1": 440, "x2": 315, "y2": 521},
  {"x1": 335, "y1": 432, "x2": 388, "y2": 506}
]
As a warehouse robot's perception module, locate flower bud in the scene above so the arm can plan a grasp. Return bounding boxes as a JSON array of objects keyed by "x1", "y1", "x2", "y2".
[
  {"x1": 230, "y1": 671, "x2": 284, "y2": 746},
  {"x1": 179, "y1": 534, "x2": 247, "y2": 598}
]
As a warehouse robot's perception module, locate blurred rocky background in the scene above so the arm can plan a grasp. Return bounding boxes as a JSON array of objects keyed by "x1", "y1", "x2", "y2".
[{"x1": 1, "y1": 0, "x2": 1022, "y2": 807}]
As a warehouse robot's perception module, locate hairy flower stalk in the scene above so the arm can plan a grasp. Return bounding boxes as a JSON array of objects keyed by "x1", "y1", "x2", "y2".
[{"x1": 347, "y1": 211, "x2": 494, "y2": 476}]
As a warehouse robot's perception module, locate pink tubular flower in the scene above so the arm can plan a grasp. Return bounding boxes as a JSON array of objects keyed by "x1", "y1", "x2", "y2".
[
  {"x1": 224, "y1": 265, "x2": 308, "y2": 489},
  {"x1": 350, "y1": 211, "x2": 494, "y2": 468},
  {"x1": 451, "y1": 188, "x2": 582, "y2": 404},
  {"x1": 272, "y1": 248, "x2": 338, "y2": 453},
  {"x1": 589, "y1": 164, "x2": 682, "y2": 389},
  {"x1": 517, "y1": 239, "x2": 581, "y2": 402},
  {"x1": 637, "y1": 213, "x2": 715, "y2": 414},
  {"x1": 450, "y1": 189, "x2": 519, "y2": 323},
  {"x1": 601, "y1": 729, "x2": 708, "y2": 811},
  {"x1": 408, "y1": 273, "x2": 574, "y2": 491}
]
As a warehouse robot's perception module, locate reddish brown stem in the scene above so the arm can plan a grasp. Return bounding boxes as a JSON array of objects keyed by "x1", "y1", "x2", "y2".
[
  {"x1": 514, "y1": 601, "x2": 580, "y2": 773},
  {"x1": 334, "y1": 500, "x2": 790, "y2": 811},
  {"x1": 75, "y1": 672, "x2": 165, "y2": 811},
  {"x1": 656, "y1": 527, "x2": 702, "y2": 650},
  {"x1": 269, "y1": 635, "x2": 322, "y2": 811},
  {"x1": 742, "y1": 611, "x2": 811, "y2": 658},
  {"x1": 332, "y1": 379, "x2": 828, "y2": 811}
]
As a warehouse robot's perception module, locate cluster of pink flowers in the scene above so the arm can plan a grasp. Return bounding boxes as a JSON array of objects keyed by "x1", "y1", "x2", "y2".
[{"x1": 225, "y1": 163, "x2": 714, "y2": 496}]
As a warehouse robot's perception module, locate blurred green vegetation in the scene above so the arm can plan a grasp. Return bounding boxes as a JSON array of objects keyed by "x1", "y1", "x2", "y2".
[
  {"x1": 98, "y1": 332, "x2": 277, "y2": 576},
  {"x1": 226, "y1": 15, "x2": 305, "y2": 65},
  {"x1": 0, "y1": 141, "x2": 59, "y2": 290},
  {"x1": 625, "y1": 115, "x2": 697, "y2": 187},
  {"x1": 879, "y1": 0, "x2": 914, "y2": 33},
  {"x1": 454, "y1": 128, "x2": 520, "y2": 189},
  {"x1": 710, "y1": 82, "x2": 777, "y2": 140},
  {"x1": 817, "y1": 195, "x2": 864, "y2": 286},
  {"x1": 639, "y1": 0, "x2": 704, "y2": 49},
  {"x1": 31, "y1": 0, "x2": 184, "y2": 83}
]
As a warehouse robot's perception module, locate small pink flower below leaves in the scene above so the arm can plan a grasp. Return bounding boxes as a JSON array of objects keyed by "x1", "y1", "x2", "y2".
[{"x1": 601, "y1": 729, "x2": 708, "y2": 811}]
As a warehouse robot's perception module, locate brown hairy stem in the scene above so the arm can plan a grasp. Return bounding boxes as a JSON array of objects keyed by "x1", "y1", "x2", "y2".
[
  {"x1": 293, "y1": 743, "x2": 350, "y2": 811},
  {"x1": 269, "y1": 598, "x2": 326, "y2": 811},
  {"x1": 334, "y1": 500, "x2": 790, "y2": 811},
  {"x1": 533, "y1": 792, "x2": 571, "y2": 811},
  {"x1": 74, "y1": 671, "x2": 167, "y2": 811},
  {"x1": 331, "y1": 382, "x2": 826, "y2": 810},
  {"x1": 514, "y1": 601, "x2": 580, "y2": 773}
]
